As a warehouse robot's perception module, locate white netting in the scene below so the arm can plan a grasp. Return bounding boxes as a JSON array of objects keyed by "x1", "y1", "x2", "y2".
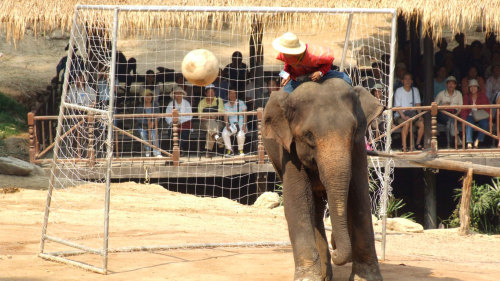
[{"x1": 39, "y1": 6, "x2": 396, "y2": 272}]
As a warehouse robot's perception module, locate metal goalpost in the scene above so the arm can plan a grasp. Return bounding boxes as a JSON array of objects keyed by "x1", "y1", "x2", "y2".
[{"x1": 38, "y1": 5, "x2": 397, "y2": 274}]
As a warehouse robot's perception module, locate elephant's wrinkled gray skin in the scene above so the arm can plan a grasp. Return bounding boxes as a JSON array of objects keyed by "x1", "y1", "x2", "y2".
[{"x1": 262, "y1": 78, "x2": 383, "y2": 281}]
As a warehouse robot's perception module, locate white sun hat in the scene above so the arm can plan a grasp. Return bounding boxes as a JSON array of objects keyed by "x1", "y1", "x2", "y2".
[{"x1": 272, "y1": 32, "x2": 307, "y2": 55}]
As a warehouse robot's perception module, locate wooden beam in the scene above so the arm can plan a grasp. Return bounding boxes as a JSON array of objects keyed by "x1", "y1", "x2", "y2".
[
  {"x1": 408, "y1": 158, "x2": 500, "y2": 177},
  {"x1": 367, "y1": 150, "x2": 500, "y2": 177},
  {"x1": 459, "y1": 168, "x2": 474, "y2": 235}
]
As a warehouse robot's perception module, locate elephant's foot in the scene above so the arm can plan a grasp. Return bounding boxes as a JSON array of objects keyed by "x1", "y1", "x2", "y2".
[
  {"x1": 349, "y1": 261, "x2": 382, "y2": 281},
  {"x1": 294, "y1": 264, "x2": 331, "y2": 281}
]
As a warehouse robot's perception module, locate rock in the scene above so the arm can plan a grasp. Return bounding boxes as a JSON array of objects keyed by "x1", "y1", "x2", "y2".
[
  {"x1": 0, "y1": 156, "x2": 35, "y2": 176},
  {"x1": 386, "y1": 218, "x2": 424, "y2": 233},
  {"x1": 253, "y1": 192, "x2": 281, "y2": 209},
  {"x1": 4, "y1": 137, "x2": 29, "y2": 156}
]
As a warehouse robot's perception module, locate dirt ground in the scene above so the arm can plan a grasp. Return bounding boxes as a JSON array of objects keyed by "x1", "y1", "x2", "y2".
[{"x1": 1, "y1": 181, "x2": 500, "y2": 281}]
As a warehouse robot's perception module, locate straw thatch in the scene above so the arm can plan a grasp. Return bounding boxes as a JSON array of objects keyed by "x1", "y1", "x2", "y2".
[{"x1": 1, "y1": 0, "x2": 499, "y2": 42}]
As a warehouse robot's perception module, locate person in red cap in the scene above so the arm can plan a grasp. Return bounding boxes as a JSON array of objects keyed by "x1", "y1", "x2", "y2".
[{"x1": 273, "y1": 32, "x2": 352, "y2": 93}]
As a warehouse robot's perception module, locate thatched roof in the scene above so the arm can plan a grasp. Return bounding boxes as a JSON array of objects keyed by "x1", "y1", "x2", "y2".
[{"x1": 1, "y1": 0, "x2": 499, "y2": 42}]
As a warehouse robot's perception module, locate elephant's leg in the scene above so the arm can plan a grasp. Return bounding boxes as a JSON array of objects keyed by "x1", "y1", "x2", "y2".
[
  {"x1": 348, "y1": 142, "x2": 382, "y2": 281},
  {"x1": 282, "y1": 152, "x2": 323, "y2": 281},
  {"x1": 313, "y1": 190, "x2": 333, "y2": 281}
]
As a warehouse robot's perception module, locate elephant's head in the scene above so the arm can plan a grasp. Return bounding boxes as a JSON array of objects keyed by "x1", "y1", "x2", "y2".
[{"x1": 262, "y1": 78, "x2": 383, "y2": 265}]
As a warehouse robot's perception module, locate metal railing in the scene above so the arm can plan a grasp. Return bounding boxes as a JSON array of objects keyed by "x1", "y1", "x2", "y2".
[{"x1": 28, "y1": 108, "x2": 266, "y2": 165}]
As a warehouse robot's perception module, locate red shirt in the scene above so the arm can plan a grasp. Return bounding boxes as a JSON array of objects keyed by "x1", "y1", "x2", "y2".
[
  {"x1": 277, "y1": 44, "x2": 334, "y2": 80},
  {"x1": 460, "y1": 92, "x2": 491, "y2": 120}
]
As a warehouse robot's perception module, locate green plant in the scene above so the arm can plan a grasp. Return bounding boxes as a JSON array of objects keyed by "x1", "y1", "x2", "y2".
[
  {"x1": 0, "y1": 92, "x2": 28, "y2": 138},
  {"x1": 386, "y1": 196, "x2": 415, "y2": 220},
  {"x1": 443, "y1": 178, "x2": 500, "y2": 234}
]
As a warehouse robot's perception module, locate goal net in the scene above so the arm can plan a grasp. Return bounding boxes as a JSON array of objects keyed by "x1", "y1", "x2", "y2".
[{"x1": 39, "y1": 5, "x2": 396, "y2": 273}]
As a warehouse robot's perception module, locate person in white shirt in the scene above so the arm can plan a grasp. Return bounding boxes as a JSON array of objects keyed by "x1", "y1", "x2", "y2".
[
  {"x1": 393, "y1": 73, "x2": 424, "y2": 151},
  {"x1": 486, "y1": 64, "x2": 500, "y2": 103},
  {"x1": 222, "y1": 88, "x2": 247, "y2": 157},
  {"x1": 165, "y1": 86, "x2": 192, "y2": 155},
  {"x1": 434, "y1": 76, "x2": 463, "y2": 145},
  {"x1": 67, "y1": 73, "x2": 96, "y2": 107}
]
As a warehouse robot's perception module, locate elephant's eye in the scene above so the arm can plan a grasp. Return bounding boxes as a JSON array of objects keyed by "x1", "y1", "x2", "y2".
[{"x1": 303, "y1": 130, "x2": 316, "y2": 147}]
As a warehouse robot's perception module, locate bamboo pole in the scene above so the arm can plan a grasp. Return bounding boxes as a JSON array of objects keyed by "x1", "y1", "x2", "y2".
[{"x1": 459, "y1": 167, "x2": 474, "y2": 235}]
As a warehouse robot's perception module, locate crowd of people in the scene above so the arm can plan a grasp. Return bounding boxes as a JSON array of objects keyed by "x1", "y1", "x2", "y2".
[
  {"x1": 58, "y1": 31, "x2": 500, "y2": 157},
  {"x1": 60, "y1": 46, "x2": 281, "y2": 158},
  {"x1": 389, "y1": 32, "x2": 500, "y2": 151}
]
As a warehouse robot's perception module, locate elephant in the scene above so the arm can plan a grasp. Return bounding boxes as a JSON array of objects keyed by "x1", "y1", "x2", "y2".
[{"x1": 262, "y1": 78, "x2": 383, "y2": 281}]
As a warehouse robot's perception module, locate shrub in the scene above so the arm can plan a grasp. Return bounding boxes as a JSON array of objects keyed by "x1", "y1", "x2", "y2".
[
  {"x1": 443, "y1": 178, "x2": 500, "y2": 234},
  {"x1": 0, "y1": 92, "x2": 28, "y2": 138}
]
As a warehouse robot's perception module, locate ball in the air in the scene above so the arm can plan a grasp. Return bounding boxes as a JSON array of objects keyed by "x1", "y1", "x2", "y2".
[{"x1": 181, "y1": 49, "x2": 219, "y2": 86}]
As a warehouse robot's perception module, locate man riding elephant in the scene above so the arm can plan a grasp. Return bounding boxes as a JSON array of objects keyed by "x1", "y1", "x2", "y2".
[
  {"x1": 273, "y1": 32, "x2": 352, "y2": 93},
  {"x1": 262, "y1": 77, "x2": 383, "y2": 281}
]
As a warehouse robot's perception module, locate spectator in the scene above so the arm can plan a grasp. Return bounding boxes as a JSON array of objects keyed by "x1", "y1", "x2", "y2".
[
  {"x1": 486, "y1": 64, "x2": 500, "y2": 103},
  {"x1": 453, "y1": 33, "x2": 469, "y2": 76},
  {"x1": 272, "y1": 32, "x2": 351, "y2": 94},
  {"x1": 212, "y1": 69, "x2": 229, "y2": 103},
  {"x1": 468, "y1": 40, "x2": 488, "y2": 76},
  {"x1": 254, "y1": 78, "x2": 279, "y2": 110},
  {"x1": 434, "y1": 66, "x2": 448, "y2": 98},
  {"x1": 137, "y1": 89, "x2": 161, "y2": 157},
  {"x1": 198, "y1": 84, "x2": 225, "y2": 158},
  {"x1": 461, "y1": 79, "x2": 490, "y2": 149},
  {"x1": 435, "y1": 76, "x2": 463, "y2": 145},
  {"x1": 483, "y1": 52, "x2": 500, "y2": 78},
  {"x1": 165, "y1": 86, "x2": 193, "y2": 156},
  {"x1": 56, "y1": 44, "x2": 83, "y2": 84},
  {"x1": 370, "y1": 83, "x2": 386, "y2": 137},
  {"x1": 363, "y1": 62, "x2": 385, "y2": 91},
  {"x1": 435, "y1": 38, "x2": 452, "y2": 68},
  {"x1": 443, "y1": 56, "x2": 461, "y2": 82},
  {"x1": 393, "y1": 73, "x2": 424, "y2": 151},
  {"x1": 461, "y1": 66, "x2": 486, "y2": 97},
  {"x1": 174, "y1": 73, "x2": 194, "y2": 106},
  {"x1": 222, "y1": 88, "x2": 247, "y2": 157},
  {"x1": 393, "y1": 62, "x2": 407, "y2": 92},
  {"x1": 223, "y1": 51, "x2": 249, "y2": 99},
  {"x1": 67, "y1": 73, "x2": 96, "y2": 107},
  {"x1": 144, "y1": 70, "x2": 160, "y2": 107}
]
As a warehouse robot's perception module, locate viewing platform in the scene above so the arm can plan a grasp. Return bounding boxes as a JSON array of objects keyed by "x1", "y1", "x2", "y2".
[{"x1": 29, "y1": 102, "x2": 500, "y2": 179}]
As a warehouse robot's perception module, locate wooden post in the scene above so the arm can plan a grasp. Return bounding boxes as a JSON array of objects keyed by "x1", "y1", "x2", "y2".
[
  {"x1": 423, "y1": 32, "x2": 433, "y2": 149},
  {"x1": 256, "y1": 172, "x2": 267, "y2": 197},
  {"x1": 430, "y1": 102, "x2": 438, "y2": 156},
  {"x1": 172, "y1": 109, "x2": 180, "y2": 166},
  {"x1": 28, "y1": 112, "x2": 36, "y2": 163},
  {"x1": 88, "y1": 113, "x2": 96, "y2": 167},
  {"x1": 459, "y1": 167, "x2": 474, "y2": 235},
  {"x1": 257, "y1": 108, "x2": 265, "y2": 164},
  {"x1": 423, "y1": 169, "x2": 437, "y2": 229}
]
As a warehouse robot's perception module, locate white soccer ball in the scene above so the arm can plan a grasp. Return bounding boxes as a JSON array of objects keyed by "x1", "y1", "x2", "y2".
[{"x1": 181, "y1": 49, "x2": 219, "y2": 87}]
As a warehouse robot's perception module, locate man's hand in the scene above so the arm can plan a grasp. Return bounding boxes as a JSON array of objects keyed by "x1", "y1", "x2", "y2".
[
  {"x1": 310, "y1": 71, "x2": 323, "y2": 82},
  {"x1": 281, "y1": 77, "x2": 291, "y2": 87}
]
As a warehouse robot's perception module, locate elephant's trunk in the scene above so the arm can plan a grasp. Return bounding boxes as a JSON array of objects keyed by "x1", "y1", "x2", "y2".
[{"x1": 317, "y1": 143, "x2": 352, "y2": 266}]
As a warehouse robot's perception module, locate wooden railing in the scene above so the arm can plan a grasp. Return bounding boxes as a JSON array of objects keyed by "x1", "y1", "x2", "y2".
[
  {"x1": 374, "y1": 102, "x2": 500, "y2": 154},
  {"x1": 27, "y1": 108, "x2": 266, "y2": 166},
  {"x1": 28, "y1": 102, "x2": 500, "y2": 165}
]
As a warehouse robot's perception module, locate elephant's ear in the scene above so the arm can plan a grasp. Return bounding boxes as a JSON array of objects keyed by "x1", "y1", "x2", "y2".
[
  {"x1": 353, "y1": 85, "x2": 384, "y2": 131},
  {"x1": 262, "y1": 90, "x2": 293, "y2": 152}
]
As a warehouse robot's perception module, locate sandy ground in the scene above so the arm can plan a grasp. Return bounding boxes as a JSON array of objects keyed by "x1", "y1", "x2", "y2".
[{"x1": 1, "y1": 182, "x2": 500, "y2": 281}]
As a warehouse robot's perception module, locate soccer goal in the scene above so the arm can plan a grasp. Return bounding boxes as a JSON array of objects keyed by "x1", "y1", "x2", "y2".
[{"x1": 39, "y1": 5, "x2": 397, "y2": 274}]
